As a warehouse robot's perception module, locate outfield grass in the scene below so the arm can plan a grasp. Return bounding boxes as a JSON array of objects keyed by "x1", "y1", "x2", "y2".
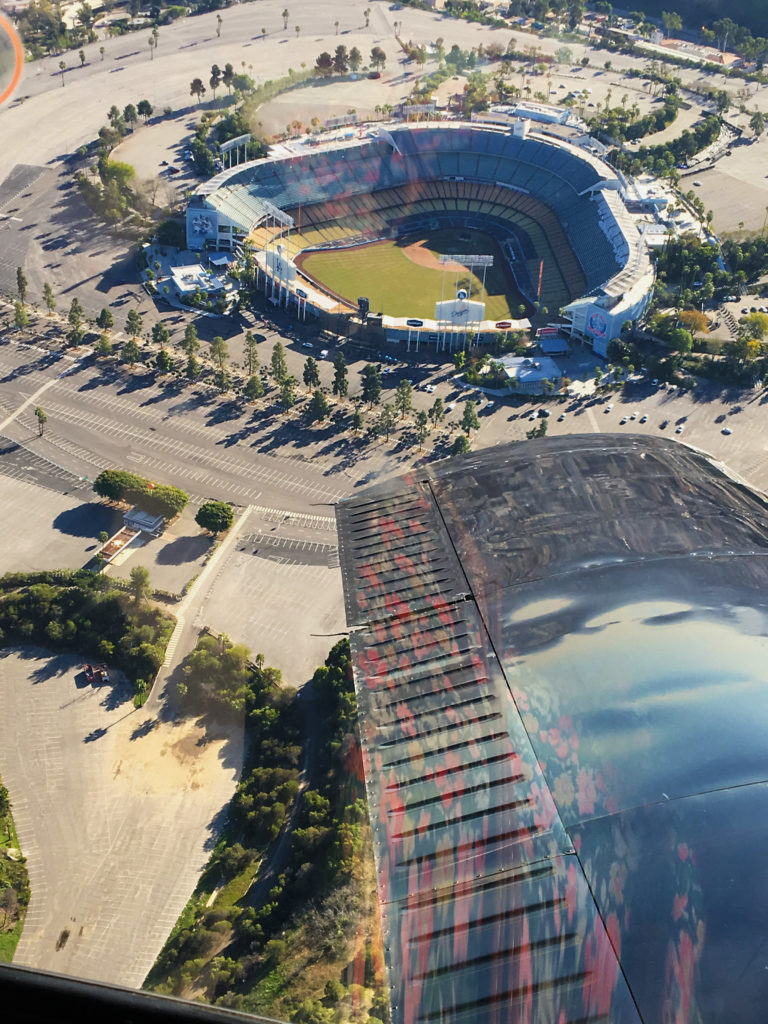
[{"x1": 299, "y1": 230, "x2": 526, "y2": 320}]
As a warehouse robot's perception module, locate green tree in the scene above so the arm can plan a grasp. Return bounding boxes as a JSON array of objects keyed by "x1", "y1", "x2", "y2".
[
  {"x1": 210, "y1": 335, "x2": 228, "y2": 369},
  {"x1": 67, "y1": 325, "x2": 85, "y2": 347},
  {"x1": 214, "y1": 368, "x2": 231, "y2": 393},
  {"x1": 123, "y1": 104, "x2": 138, "y2": 130},
  {"x1": 461, "y1": 400, "x2": 480, "y2": 435},
  {"x1": 95, "y1": 333, "x2": 113, "y2": 357},
  {"x1": 186, "y1": 353, "x2": 200, "y2": 379},
  {"x1": 333, "y1": 44, "x2": 348, "y2": 75},
  {"x1": 155, "y1": 349, "x2": 174, "y2": 373},
  {"x1": 125, "y1": 308, "x2": 143, "y2": 338},
  {"x1": 428, "y1": 396, "x2": 445, "y2": 427},
  {"x1": 360, "y1": 363, "x2": 382, "y2": 407},
  {"x1": 370, "y1": 46, "x2": 386, "y2": 69},
  {"x1": 303, "y1": 356, "x2": 320, "y2": 391},
  {"x1": 14, "y1": 302, "x2": 29, "y2": 331},
  {"x1": 315, "y1": 51, "x2": 334, "y2": 77},
  {"x1": 282, "y1": 7, "x2": 289, "y2": 29},
  {"x1": 280, "y1": 376, "x2": 297, "y2": 408},
  {"x1": 453, "y1": 350, "x2": 466, "y2": 370},
  {"x1": 415, "y1": 409, "x2": 428, "y2": 449},
  {"x1": 378, "y1": 403, "x2": 397, "y2": 440},
  {"x1": 222, "y1": 63, "x2": 234, "y2": 94},
  {"x1": 122, "y1": 338, "x2": 141, "y2": 365},
  {"x1": 129, "y1": 565, "x2": 152, "y2": 604},
  {"x1": 190, "y1": 78, "x2": 206, "y2": 104},
  {"x1": 181, "y1": 324, "x2": 199, "y2": 355},
  {"x1": 394, "y1": 379, "x2": 413, "y2": 419},
  {"x1": 43, "y1": 281, "x2": 56, "y2": 313},
  {"x1": 34, "y1": 406, "x2": 47, "y2": 436},
  {"x1": 151, "y1": 321, "x2": 170, "y2": 348},
  {"x1": 271, "y1": 341, "x2": 288, "y2": 383},
  {"x1": 452, "y1": 433, "x2": 471, "y2": 455},
  {"x1": 244, "y1": 330, "x2": 258, "y2": 374},
  {"x1": 195, "y1": 501, "x2": 234, "y2": 535},
  {"x1": 348, "y1": 46, "x2": 362, "y2": 72},
  {"x1": 137, "y1": 99, "x2": 153, "y2": 122},
  {"x1": 332, "y1": 351, "x2": 348, "y2": 398},
  {"x1": 16, "y1": 266, "x2": 27, "y2": 305},
  {"x1": 244, "y1": 374, "x2": 264, "y2": 400},
  {"x1": 661, "y1": 10, "x2": 682, "y2": 37},
  {"x1": 351, "y1": 407, "x2": 363, "y2": 434},
  {"x1": 210, "y1": 64, "x2": 222, "y2": 100},
  {"x1": 750, "y1": 110, "x2": 766, "y2": 139},
  {"x1": 307, "y1": 389, "x2": 331, "y2": 421},
  {"x1": 68, "y1": 297, "x2": 84, "y2": 329},
  {"x1": 96, "y1": 307, "x2": 114, "y2": 331}
]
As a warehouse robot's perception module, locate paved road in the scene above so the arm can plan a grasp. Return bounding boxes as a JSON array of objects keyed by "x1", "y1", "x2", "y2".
[{"x1": 0, "y1": 337, "x2": 352, "y2": 513}]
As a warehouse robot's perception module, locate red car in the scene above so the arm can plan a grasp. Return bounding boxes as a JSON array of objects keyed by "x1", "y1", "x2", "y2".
[{"x1": 83, "y1": 663, "x2": 95, "y2": 684}]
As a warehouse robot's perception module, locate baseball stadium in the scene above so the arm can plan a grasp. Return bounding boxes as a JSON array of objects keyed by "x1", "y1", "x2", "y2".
[{"x1": 185, "y1": 120, "x2": 656, "y2": 353}]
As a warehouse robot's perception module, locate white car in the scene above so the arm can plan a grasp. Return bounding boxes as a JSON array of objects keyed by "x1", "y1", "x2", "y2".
[
  {"x1": 722, "y1": 426, "x2": 732, "y2": 435},
  {"x1": 528, "y1": 412, "x2": 537, "y2": 421},
  {"x1": 558, "y1": 413, "x2": 566, "y2": 422},
  {"x1": 486, "y1": 400, "x2": 495, "y2": 407},
  {"x1": 675, "y1": 424, "x2": 684, "y2": 434},
  {"x1": 605, "y1": 404, "x2": 613, "y2": 413},
  {"x1": 301, "y1": 341, "x2": 313, "y2": 348},
  {"x1": 630, "y1": 410, "x2": 638, "y2": 419}
]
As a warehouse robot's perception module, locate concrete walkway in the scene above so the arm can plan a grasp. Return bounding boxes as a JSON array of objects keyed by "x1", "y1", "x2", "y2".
[{"x1": 146, "y1": 504, "x2": 254, "y2": 716}]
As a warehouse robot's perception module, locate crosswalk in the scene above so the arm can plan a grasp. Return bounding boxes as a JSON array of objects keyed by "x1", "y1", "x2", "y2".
[{"x1": 249, "y1": 504, "x2": 337, "y2": 531}]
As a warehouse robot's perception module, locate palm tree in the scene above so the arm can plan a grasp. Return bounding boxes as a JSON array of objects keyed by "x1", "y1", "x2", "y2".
[
  {"x1": 58, "y1": 60, "x2": 66, "y2": 86},
  {"x1": 99, "y1": 45, "x2": 105, "y2": 60},
  {"x1": 334, "y1": 19, "x2": 339, "y2": 34},
  {"x1": 216, "y1": 13, "x2": 222, "y2": 37},
  {"x1": 295, "y1": 24, "x2": 300, "y2": 39},
  {"x1": 148, "y1": 36, "x2": 154, "y2": 60},
  {"x1": 364, "y1": 7, "x2": 371, "y2": 28},
  {"x1": 34, "y1": 407, "x2": 47, "y2": 436},
  {"x1": 282, "y1": 7, "x2": 289, "y2": 30}
]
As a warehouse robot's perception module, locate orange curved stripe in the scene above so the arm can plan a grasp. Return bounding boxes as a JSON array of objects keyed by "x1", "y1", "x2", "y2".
[{"x1": 0, "y1": 13, "x2": 23, "y2": 107}]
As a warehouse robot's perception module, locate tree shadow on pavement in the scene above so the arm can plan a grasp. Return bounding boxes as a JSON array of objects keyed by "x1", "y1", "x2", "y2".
[
  {"x1": 52, "y1": 503, "x2": 122, "y2": 538},
  {"x1": 156, "y1": 534, "x2": 211, "y2": 566}
]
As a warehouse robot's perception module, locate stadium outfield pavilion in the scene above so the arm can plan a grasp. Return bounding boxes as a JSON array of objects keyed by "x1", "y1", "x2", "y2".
[{"x1": 185, "y1": 120, "x2": 655, "y2": 355}]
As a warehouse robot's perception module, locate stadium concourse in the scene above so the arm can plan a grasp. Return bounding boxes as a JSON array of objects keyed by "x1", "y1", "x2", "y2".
[
  {"x1": 185, "y1": 120, "x2": 656, "y2": 354},
  {"x1": 335, "y1": 434, "x2": 768, "y2": 1024}
]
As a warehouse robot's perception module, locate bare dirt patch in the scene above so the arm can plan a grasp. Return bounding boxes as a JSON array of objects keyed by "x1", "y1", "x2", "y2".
[{"x1": 401, "y1": 238, "x2": 463, "y2": 272}]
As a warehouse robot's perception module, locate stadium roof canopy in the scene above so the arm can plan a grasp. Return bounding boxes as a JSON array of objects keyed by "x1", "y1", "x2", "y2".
[{"x1": 336, "y1": 435, "x2": 768, "y2": 1024}]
